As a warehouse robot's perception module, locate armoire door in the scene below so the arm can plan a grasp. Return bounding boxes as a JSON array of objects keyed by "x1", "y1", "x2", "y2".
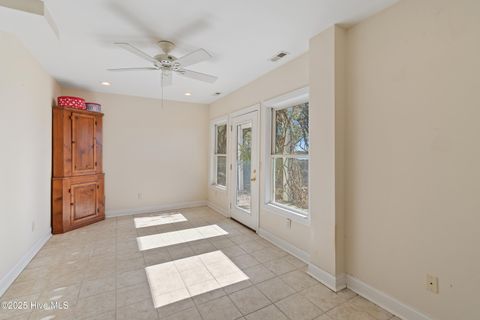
[
  {"x1": 70, "y1": 181, "x2": 99, "y2": 226},
  {"x1": 71, "y1": 113, "x2": 97, "y2": 175}
]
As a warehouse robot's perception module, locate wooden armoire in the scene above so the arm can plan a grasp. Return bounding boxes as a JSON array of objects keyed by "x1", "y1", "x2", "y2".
[{"x1": 51, "y1": 107, "x2": 105, "y2": 234}]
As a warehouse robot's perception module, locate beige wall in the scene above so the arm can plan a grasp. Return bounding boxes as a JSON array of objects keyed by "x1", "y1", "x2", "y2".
[
  {"x1": 208, "y1": 54, "x2": 311, "y2": 253},
  {"x1": 309, "y1": 25, "x2": 347, "y2": 279},
  {"x1": 0, "y1": 31, "x2": 60, "y2": 291},
  {"x1": 62, "y1": 88, "x2": 209, "y2": 215},
  {"x1": 345, "y1": 0, "x2": 480, "y2": 319}
]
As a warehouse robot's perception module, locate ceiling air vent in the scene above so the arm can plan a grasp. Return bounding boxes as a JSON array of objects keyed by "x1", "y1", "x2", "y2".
[{"x1": 270, "y1": 51, "x2": 289, "y2": 62}]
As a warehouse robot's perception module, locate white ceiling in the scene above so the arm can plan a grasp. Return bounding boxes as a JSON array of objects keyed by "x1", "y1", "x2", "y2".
[{"x1": 0, "y1": 0, "x2": 397, "y2": 104}]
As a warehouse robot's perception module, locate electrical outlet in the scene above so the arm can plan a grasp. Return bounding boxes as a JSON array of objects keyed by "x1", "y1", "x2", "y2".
[
  {"x1": 426, "y1": 274, "x2": 439, "y2": 294},
  {"x1": 137, "y1": 193, "x2": 142, "y2": 200}
]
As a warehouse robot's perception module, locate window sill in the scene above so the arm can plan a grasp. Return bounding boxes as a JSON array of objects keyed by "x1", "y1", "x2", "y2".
[
  {"x1": 209, "y1": 184, "x2": 227, "y2": 192},
  {"x1": 263, "y1": 203, "x2": 310, "y2": 225}
]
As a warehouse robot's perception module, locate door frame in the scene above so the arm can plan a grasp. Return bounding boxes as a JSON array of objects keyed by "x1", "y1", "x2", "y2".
[{"x1": 228, "y1": 104, "x2": 260, "y2": 230}]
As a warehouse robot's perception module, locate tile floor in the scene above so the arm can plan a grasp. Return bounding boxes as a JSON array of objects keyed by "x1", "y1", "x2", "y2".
[{"x1": 0, "y1": 206, "x2": 399, "y2": 320}]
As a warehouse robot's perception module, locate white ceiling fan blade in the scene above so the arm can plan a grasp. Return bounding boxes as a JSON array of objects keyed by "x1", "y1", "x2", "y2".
[
  {"x1": 161, "y1": 71, "x2": 173, "y2": 86},
  {"x1": 108, "y1": 67, "x2": 158, "y2": 72},
  {"x1": 176, "y1": 49, "x2": 212, "y2": 67},
  {"x1": 177, "y1": 69, "x2": 218, "y2": 83},
  {"x1": 114, "y1": 42, "x2": 157, "y2": 64},
  {"x1": 0, "y1": 0, "x2": 44, "y2": 15}
]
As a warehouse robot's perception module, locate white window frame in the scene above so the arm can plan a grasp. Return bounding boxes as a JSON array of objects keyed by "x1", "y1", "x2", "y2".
[
  {"x1": 262, "y1": 87, "x2": 310, "y2": 224},
  {"x1": 210, "y1": 116, "x2": 228, "y2": 190}
]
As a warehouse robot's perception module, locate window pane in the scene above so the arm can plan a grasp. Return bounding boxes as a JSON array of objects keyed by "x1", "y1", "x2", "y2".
[
  {"x1": 236, "y1": 123, "x2": 252, "y2": 211},
  {"x1": 215, "y1": 124, "x2": 227, "y2": 154},
  {"x1": 273, "y1": 157, "x2": 308, "y2": 212},
  {"x1": 216, "y1": 156, "x2": 227, "y2": 186},
  {"x1": 274, "y1": 103, "x2": 309, "y2": 155}
]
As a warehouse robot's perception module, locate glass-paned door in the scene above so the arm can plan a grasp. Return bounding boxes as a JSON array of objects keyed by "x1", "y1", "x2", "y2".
[{"x1": 230, "y1": 110, "x2": 259, "y2": 230}]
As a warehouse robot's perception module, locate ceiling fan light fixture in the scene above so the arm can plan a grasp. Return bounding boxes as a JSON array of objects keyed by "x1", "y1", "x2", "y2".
[
  {"x1": 184, "y1": 92, "x2": 192, "y2": 96},
  {"x1": 101, "y1": 81, "x2": 111, "y2": 86}
]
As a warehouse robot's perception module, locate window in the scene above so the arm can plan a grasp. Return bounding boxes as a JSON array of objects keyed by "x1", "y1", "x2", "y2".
[
  {"x1": 213, "y1": 123, "x2": 227, "y2": 187},
  {"x1": 268, "y1": 99, "x2": 309, "y2": 217}
]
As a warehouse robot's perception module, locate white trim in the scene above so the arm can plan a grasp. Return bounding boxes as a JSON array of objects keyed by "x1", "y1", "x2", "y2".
[
  {"x1": 346, "y1": 275, "x2": 432, "y2": 320},
  {"x1": 257, "y1": 227, "x2": 310, "y2": 263},
  {"x1": 261, "y1": 86, "x2": 311, "y2": 224},
  {"x1": 229, "y1": 108, "x2": 261, "y2": 231},
  {"x1": 210, "y1": 116, "x2": 229, "y2": 188},
  {"x1": 207, "y1": 201, "x2": 230, "y2": 218},
  {"x1": 263, "y1": 203, "x2": 310, "y2": 225},
  {"x1": 106, "y1": 200, "x2": 208, "y2": 217},
  {"x1": 229, "y1": 104, "x2": 260, "y2": 118},
  {"x1": 307, "y1": 263, "x2": 346, "y2": 292},
  {"x1": 0, "y1": 231, "x2": 51, "y2": 297},
  {"x1": 263, "y1": 86, "x2": 309, "y2": 108}
]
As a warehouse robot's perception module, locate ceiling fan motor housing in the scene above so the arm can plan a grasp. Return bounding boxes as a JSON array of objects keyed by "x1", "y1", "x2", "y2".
[{"x1": 154, "y1": 54, "x2": 181, "y2": 71}]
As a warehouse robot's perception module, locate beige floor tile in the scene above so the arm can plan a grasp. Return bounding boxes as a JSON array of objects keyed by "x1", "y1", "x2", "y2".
[
  {"x1": 229, "y1": 286, "x2": 270, "y2": 315},
  {"x1": 117, "y1": 269, "x2": 147, "y2": 289},
  {"x1": 242, "y1": 264, "x2": 275, "y2": 284},
  {"x1": 79, "y1": 276, "x2": 115, "y2": 298},
  {"x1": 117, "y1": 300, "x2": 158, "y2": 320},
  {"x1": 116, "y1": 283, "x2": 152, "y2": 307},
  {"x1": 73, "y1": 291, "x2": 116, "y2": 318},
  {"x1": 347, "y1": 296, "x2": 392, "y2": 320},
  {"x1": 280, "y1": 270, "x2": 319, "y2": 292},
  {"x1": 222, "y1": 279, "x2": 252, "y2": 294},
  {"x1": 38, "y1": 284, "x2": 81, "y2": 307},
  {"x1": 230, "y1": 254, "x2": 260, "y2": 269},
  {"x1": 245, "y1": 305, "x2": 288, "y2": 320},
  {"x1": 157, "y1": 298, "x2": 195, "y2": 319},
  {"x1": 163, "y1": 307, "x2": 202, "y2": 320},
  {"x1": 168, "y1": 246, "x2": 195, "y2": 260},
  {"x1": 116, "y1": 257, "x2": 145, "y2": 274},
  {"x1": 197, "y1": 296, "x2": 242, "y2": 320},
  {"x1": 255, "y1": 277, "x2": 296, "y2": 302},
  {"x1": 300, "y1": 285, "x2": 357, "y2": 312},
  {"x1": 326, "y1": 304, "x2": 376, "y2": 320},
  {"x1": 218, "y1": 245, "x2": 246, "y2": 258},
  {"x1": 276, "y1": 293, "x2": 323, "y2": 320},
  {"x1": 1, "y1": 207, "x2": 393, "y2": 320},
  {"x1": 263, "y1": 257, "x2": 297, "y2": 275},
  {"x1": 0, "y1": 294, "x2": 39, "y2": 320},
  {"x1": 191, "y1": 287, "x2": 226, "y2": 305},
  {"x1": 250, "y1": 248, "x2": 285, "y2": 263}
]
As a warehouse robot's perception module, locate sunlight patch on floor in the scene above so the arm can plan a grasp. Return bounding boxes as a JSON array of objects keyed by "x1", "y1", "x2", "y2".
[
  {"x1": 134, "y1": 213, "x2": 187, "y2": 228},
  {"x1": 137, "y1": 224, "x2": 228, "y2": 251},
  {"x1": 145, "y1": 251, "x2": 249, "y2": 308}
]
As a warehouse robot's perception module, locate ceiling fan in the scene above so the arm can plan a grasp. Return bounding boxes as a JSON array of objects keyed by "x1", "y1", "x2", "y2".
[{"x1": 108, "y1": 40, "x2": 218, "y2": 86}]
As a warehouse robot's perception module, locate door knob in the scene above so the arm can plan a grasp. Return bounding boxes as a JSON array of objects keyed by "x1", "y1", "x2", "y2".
[{"x1": 250, "y1": 169, "x2": 257, "y2": 182}]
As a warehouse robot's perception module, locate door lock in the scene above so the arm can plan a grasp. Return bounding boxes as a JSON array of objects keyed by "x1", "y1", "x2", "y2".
[{"x1": 250, "y1": 169, "x2": 257, "y2": 182}]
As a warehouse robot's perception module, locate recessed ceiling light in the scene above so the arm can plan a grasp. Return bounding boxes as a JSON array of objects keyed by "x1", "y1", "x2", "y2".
[
  {"x1": 101, "y1": 81, "x2": 111, "y2": 86},
  {"x1": 184, "y1": 92, "x2": 192, "y2": 96}
]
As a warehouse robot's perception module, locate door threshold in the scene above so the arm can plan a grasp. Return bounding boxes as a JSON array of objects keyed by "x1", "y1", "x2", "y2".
[{"x1": 230, "y1": 217, "x2": 256, "y2": 232}]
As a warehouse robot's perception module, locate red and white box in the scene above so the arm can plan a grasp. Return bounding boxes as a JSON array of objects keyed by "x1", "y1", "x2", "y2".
[{"x1": 57, "y1": 96, "x2": 86, "y2": 110}]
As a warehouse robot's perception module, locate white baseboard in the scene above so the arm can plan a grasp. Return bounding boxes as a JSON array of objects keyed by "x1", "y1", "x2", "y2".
[
  {"x1": 257, "y1": 227, "x2": 310, "y2": 264},
  {"x1": 207, "y1": 201, "x2": 230, "y2": 218},
  {"x1": 346, "y1": 275, "x2": 432, "y2": 320},
  {"x1": 307, "y1": 263, "x2": 346, "y2": 292},
  {"x1": 106, "y1": 200, "x2": 208, "y2": 218},
  {"x1": 0, "y1": 231, "x2": 51, "y2": 297}
]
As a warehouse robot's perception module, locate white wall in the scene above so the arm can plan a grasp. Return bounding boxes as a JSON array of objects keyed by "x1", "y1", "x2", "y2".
[
  {"x1": 61, "y1": 88, "x2": 209, "y2": 215},
  {"x1": 208, "y1": 54, "x2": 311, "y2": 254},
  {"x1": 345, "y1": 0, "x2": 480, "y2": 319},
  {"x1": 0, "y1": 31, "x2": 60, "y2": 293}
]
